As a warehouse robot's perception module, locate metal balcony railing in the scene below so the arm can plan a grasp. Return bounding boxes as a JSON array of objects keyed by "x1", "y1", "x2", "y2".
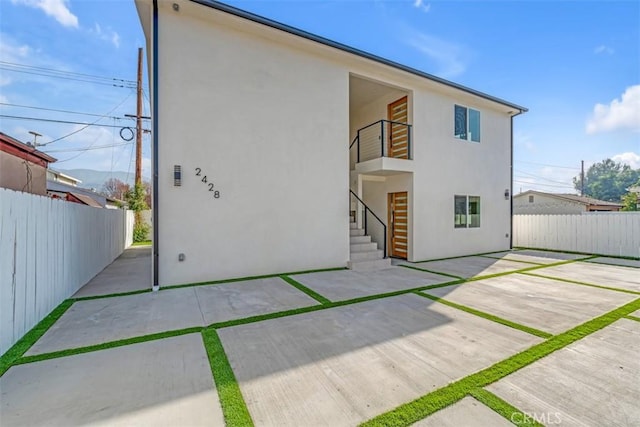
[{"x1": 349, "y1": 120, "x2": 412, "y2": 163}]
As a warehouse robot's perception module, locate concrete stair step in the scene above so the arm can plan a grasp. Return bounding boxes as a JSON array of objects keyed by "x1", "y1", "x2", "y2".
[
  {"x1": 350, "y1": 222, "x2": 358, "y2": 229},
  {"x1": 350, "y1": 235, "x2": 372, "y2": 244},
  {"x1": 349, "y1": 249, "x2": 384, "y2": 262},
  {"x1": 350, "y1": 242, "x2": 378, "y2": 253},
  {"x1": 349, "y1": 229, "x2": 365, "y2": 236},
  {"x1": 347, "y1": 257, "x2": 392, "y2": 271}
]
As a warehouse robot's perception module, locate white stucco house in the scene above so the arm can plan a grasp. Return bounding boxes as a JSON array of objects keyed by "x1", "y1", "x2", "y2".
[
  {"x1": 514, "y1": 190, "x2": 623, "y2": 214},
  {"x1": 135, "y1": 0, "x2": 527, "y2": 287}
]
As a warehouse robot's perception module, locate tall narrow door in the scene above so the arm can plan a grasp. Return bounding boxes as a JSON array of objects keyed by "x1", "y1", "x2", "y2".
[
  {"x1": 388, "y1": 191, "x2": 408, "y2": 258},
  {"x1": 387, "y1": 96, "x2": 409, "y2": 159}
]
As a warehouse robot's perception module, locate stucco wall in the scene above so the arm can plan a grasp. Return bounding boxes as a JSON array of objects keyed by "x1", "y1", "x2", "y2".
[
  {"x1": 0, "y1": 151, "x2": 47, "y2": 195},
  {"x1": 514, "y1": 193, "x2": 585, "y2": 214},
  {"x1": 154, "y1": 1, "x2": 349, "y2": 285}
]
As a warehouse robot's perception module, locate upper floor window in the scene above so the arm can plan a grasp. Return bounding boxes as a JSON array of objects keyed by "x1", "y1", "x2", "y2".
[
  {"x1": 454, "y1": 105, "x2": 480, "y2": 143},
  {"x1": 529, "y1": 195, "x2": 534, "y2": 203}
]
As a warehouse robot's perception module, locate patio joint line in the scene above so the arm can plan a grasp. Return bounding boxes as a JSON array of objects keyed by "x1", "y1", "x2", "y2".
[
  {"x1": 72, "y1": 288, "x2": 152, "y2": 301},
  {"x1": 14, "y1": 327, "x2": 204, "y2": 366},
  {"x1": 359, "y1": 297, "x2": 640, "y2": 427},
  {"x1": 520, "y1": 271, "x2": 640, "y2": 295},
  {"x1": 514, "y1": 247, "x2": 637, "y2": 261},
  {"x1": 414, "y1": 292, "x2": 553, "y2": 339},
  {"x1": 279, "y1": 275, "x2": 332, "y2": 305},
  {"x1": 468, "y1": 388, "x2": 544, "y2": 426},
  {"x1": 201, "y1": 328, "x2": 254, "y2": 427},
  {"x1": 0, "y1": 299, "x2": 74, "y2": 377}
]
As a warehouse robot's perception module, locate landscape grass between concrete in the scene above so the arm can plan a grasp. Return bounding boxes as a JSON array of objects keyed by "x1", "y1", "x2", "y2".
[
  {"x1": 0, "y1": 299, "x2": 74, "y2": 377},
  {"x1": 201, "y1": 328, "x2": 254, "y2": 427},
  {"x1": 400, "y1": 264, "x2": 464, "y2": 279},
  {"x1": 279, "y1": 274, "x2": 332, "y2": 304},
  {"x1": 162, "y1": 266, "x2": 348, "y2": 291},
  {"x1": 478, "y1": 254, "x2": 545, "y2": 265},
  {"x1": 627, "y1": 315, "x2": 640, "y2": 322},
  {"x1": 415, "y1": 292, "x2": 553, "y2": 339},
  {"x1": 469, "y1": 388, "x2": 543, "y2": 427},
  {"x1": 360, "y1": 297, "x2": 640, "y2": 427},
  {"x1": 521, "y1": 271, "x2": 640, "y2": 295},
  {"x1": 130, "y1": 240, "x2": 152, "y2": 246},
  {"x1": 14, "y1": 326, "x2": 204, "y2": 365}
]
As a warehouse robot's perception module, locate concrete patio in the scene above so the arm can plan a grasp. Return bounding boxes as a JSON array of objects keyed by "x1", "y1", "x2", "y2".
[{"x1": 1, "y1": 249, "x2": 639, "y2": 426}]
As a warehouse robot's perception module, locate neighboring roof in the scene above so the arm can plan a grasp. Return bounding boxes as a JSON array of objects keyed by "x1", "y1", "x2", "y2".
[
  {"x1": 627, "y1": 186, "x2": 640, "y2": 193},
  {"x1": 47, "y1": 180, "x2": 107, "y2": 206},
  {"x1": 67, "y1": 192, "x2": 103, "y2": 208},
  {"x1": 48, "y1": 168, "x2": 82, "y2": 184},
  {"x1": 189, "y1": 0, "x2": 527, "y2": 114},
  {"x1": 0, "y1": 132, "x2": 57, "y2": 166},
  {"x1": 516, "y1": 190, "x2": 623, "y2": 207}
]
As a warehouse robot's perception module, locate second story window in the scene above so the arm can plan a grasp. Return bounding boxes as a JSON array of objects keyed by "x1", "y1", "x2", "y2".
[{"x1": 454, "y1": 105, "x2": 481, "y2": 143}]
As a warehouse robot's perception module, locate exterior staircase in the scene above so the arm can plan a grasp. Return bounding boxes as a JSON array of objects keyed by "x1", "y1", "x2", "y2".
[{"x1": 348, "y1": 220, "x2": 391, "y2": 270}]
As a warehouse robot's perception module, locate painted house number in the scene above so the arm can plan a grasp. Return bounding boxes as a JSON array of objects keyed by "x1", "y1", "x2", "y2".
[{"x1": 195, "y1": 167, "x2": 221, "y2": 198}]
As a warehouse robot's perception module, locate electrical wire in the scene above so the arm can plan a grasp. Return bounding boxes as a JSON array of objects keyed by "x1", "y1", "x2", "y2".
[
  {"x1": 514, "y1": 169, "x2": 576, "y2": 186},
  {"x1": 0, "y1": 102, "x2": 148, "y2": 120},
  {"x1": 43, "y1": 142, "x2": 133, "y2": 153},
  {"x1": 0, "y1": 61, "x2": 136, "y2": 88},
  {"x1": 0, "y1": 114, "x2": 128, "y2": 129},
  {"x1": 514, "y1": 160, "x2": 580, "y2": 170},
  {"x1": 513, "y1": 180, "x2": 575, "y2": 189}
]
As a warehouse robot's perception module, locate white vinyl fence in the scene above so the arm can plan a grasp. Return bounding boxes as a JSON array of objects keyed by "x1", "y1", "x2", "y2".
[
  {"x1": 513, "y1": 213, "x2": 640, "y2": 258},
  {"x1": 1, "y1": 188, "x2": 134, "y2": 355}
]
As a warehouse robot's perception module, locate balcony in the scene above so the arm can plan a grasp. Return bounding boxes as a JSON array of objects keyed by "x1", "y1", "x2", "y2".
[{"x1": 350, "y1": 120, "x2": 413, "y2": 176}]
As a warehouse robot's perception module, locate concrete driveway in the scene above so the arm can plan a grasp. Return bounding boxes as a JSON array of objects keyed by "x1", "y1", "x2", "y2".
[{"x1": 1, "y1": 248, "x2": 639, "y2": 426}]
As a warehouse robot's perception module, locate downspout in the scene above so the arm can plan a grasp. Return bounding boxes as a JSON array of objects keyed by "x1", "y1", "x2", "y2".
[
  {"x1": 510, "y1": 110, "x2": 524, "y2": 249},
  {"x1": 152, "y1": 0, "x2": 160, "y2": 291}
]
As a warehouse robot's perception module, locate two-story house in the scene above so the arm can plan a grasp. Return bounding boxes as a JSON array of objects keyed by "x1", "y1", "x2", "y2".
[{"x1": 135, "y1": 0, "x2": 527, "y2": 287}]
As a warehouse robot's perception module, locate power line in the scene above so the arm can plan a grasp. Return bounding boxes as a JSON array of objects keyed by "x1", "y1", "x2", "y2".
[
  {"x1": 0, "y1": 61, "x2": 136, "y2": 88},
  {"x1": 514, "y1": 169, "x2": 576, "y2": 186},
  {"x1": 513, "y1": 180, "x2": 574, "y2": 189},
  {"x1": 0, "y1": 114, "x2": 133, "y2": 129},
  {"x1": 43, "y1": 142, "x2": 133, "y2": 153},
  {"x1": 514, "y1": 160, "x2": 580, "y2": 170},
  {"x1": 0, "y1": 102, "x2": 147, "y2": 120}
]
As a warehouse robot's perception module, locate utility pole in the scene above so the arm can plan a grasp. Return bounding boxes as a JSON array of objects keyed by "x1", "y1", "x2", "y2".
[
  {"x1": 135, "y1": 47, "x2": 143, "y2": 187},
  {"x1": 581, "y1": 160, "x2": 585, "y2": 196}
]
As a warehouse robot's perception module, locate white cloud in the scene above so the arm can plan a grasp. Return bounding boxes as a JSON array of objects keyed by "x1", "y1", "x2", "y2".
[
  {"x1": 612, "y1": 152, "x2": 640, "y2": 169},
  {"x1": 0, "y1": 94, "x2": 9, "y2": 103},
  {"x1": 0, "y1": 35, "x2": 32, "y2": 62},
  {"x1": 404, "y1": 30, "x2": 468, "y2": 78},
  {"x1": 413, "y1": 0, "x2": 431, "y2": 13},
  {"x1": 586, "y1": 85, "x2": 640, "y2": 134},
  {"x1": 594, "y1": 45, "x2": 614, "y2": 55},
  {"x1": 0, "y1": 76, "x2": 12, "y2": 86},
  {"x1": 11, "y1": 0, "x2": 78, "y2": 28},
  {"x1": 90, "y1": 23, "x2": 120, "y2": 48}
]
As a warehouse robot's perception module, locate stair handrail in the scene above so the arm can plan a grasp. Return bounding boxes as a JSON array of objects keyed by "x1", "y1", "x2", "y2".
[{"x1": 349, "y1": 190, "x2": 387, "y2": 258}]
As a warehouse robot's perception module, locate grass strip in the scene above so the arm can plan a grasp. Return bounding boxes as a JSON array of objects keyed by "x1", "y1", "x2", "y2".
[
  {"x1": 72, "y1": 288, "x2": 152, "y2": 301},
  {"x1": 0, "y1": 299, "x2": 74, "y2": 377},
  {"x1": 209, "y1": 279, "x2": 463, "y2": 330},
  {"x1": 131, "y1": 240, "x2": 152, "y2": 246},
  {"x1": 584, "y1": 259, "x2": 640, "y2": 269},
  {"x1": 201, "y1": 328, "x2": 254, "y2": 427},
  {"x1": 626, "y1": 315, "x2": 640, "y2": 322},
  {"x1": 360, "y1": 297, "x2": 640, "y2": 427},
  {"x1": 415, "y1": 292, "x2": 552, "y2": 339},
  {"x1": 279, "y1": 275, "x2": 332, "y2": 305},
  {"x1": 469, "y1": 388, "x2": 544, "y2": 426},
  {"x1": 15, "y1": 326, "x2": 203, "y2": 366},
  {"x1": 163, "y1": 267, "x2": 347, "y2": 291},
  {"x1": 400, "y1": 264, "x2": 464, "y2": 280},
  {"x1": 521, "y1": 272, "x2": 640, "y2": 295},
  {"x1": 409, "y1": 250, "x2": 516, "y2": 264},
  {"x1": 514, "y1": 247, "x2": 639, "y2": 261},
  {"x1": 478, "y1": 254, "x2": 544, "y2": 265}
]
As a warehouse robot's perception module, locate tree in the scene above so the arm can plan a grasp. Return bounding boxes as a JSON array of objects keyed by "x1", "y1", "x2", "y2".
[
  {"x1": 102, "y1": 178, "x2": 130, "y2": 201},
  {"x1": 573, "y1": 159, "x2": 640, "y2": 202},
  {"x1": 143, "y1": 180, "x2": 152, "y2": 208},
  {"x1": 621, "y1": 191, "x2": 639, "y2": 211},
  {"x1": 125, "y1": 183, "x2": 150, "y2": 242}
]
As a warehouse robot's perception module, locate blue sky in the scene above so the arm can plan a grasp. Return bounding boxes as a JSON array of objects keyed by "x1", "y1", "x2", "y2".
[{"x1": 1, "y1": 0, "x2": 638, "y2": 192}]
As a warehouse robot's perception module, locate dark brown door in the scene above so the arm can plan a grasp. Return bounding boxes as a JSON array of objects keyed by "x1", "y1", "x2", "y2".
[
  {"x1": 387, "y1": 96, "x2": 409, "y2": 159},
  {"x1": 388, "y1": 191, "x2": 408, "y2": 258}
]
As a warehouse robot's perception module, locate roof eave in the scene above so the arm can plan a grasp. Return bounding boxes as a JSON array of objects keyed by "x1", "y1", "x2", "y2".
[{"x1": 189, "y1": 0, "x2": 528, "y2": 114}]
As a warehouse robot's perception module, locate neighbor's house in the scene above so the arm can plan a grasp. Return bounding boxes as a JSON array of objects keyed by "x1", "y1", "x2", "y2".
[
  {"x1": 135, "y1": 0, "x2": 527, "y2": 287},
  {"x1": 514, "y1": 190, "x2": 622, "y2": 214},
  {"x1": 48, "y1": 180, "x2": 123, "y2": 209},
  {"x1": 0, "y1": 132, "x2": 57, "y2": 196},
  {"x1": 47, "y1": 168, "x2": 82, "y2": 187}
]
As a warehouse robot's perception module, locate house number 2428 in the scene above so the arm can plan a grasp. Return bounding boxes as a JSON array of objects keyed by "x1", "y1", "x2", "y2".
[{"x1": 195, "y1": 167, "x2": 221, "y2": 198}]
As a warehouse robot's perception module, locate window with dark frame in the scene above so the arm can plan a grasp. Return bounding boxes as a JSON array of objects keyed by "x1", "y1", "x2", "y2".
[
  {"x1": 454, "y1": 105, "x2": 481, "y2": 143},
  {"x1": 454, "y1": 195, "x2": 480, "y2": 228}
]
